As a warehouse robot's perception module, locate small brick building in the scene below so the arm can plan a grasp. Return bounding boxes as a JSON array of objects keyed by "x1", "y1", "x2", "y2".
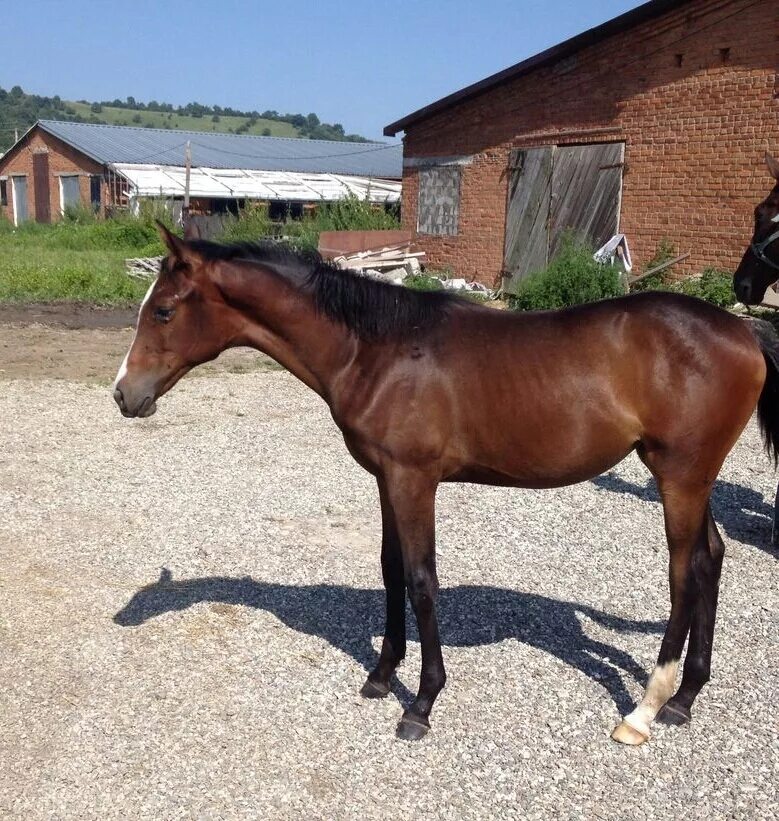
[
  {"x1": 0, "y1": 121, "x2": 402, "y2": 226},
  {"x1": 384, "y1": 0, "x2": 778, "y2": 289}
]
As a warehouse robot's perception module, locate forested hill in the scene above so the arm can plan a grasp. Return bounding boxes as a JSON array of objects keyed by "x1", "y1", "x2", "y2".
[{"x1": 0, "y1": 85, "x2": 371, "y2": 152}]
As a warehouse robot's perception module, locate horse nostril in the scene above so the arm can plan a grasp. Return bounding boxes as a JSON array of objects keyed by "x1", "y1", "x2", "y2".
[{"x1": 113, "y1": 387, "x2": 125, "y2": 409}]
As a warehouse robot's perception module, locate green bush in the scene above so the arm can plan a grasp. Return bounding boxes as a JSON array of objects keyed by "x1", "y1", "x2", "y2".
[
  {"x1": 403, "y1": 273, "x2": 444, "y2": 292},
  {"x1": 672, "y1": 268, "x2": 735, "y2": 308},
  {"x1": 219, "y1": 194, "x2": 400, "y2": 251},
  {"x1": 219, "y1": 204, "x2": 273, "y2": 243},
  {"x1": 509, "y1": 235, "x2": 624, "y2": 311}
]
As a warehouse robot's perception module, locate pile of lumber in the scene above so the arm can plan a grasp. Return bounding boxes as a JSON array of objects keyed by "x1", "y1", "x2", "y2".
[
  {"x1": 332, "y1": 241, "x2": 425, "y2": 279},
  {"x1": 125, "y1": 256, "x2": 163, "y2": 280}
]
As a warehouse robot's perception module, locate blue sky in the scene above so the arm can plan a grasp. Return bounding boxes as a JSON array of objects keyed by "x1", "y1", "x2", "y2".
[{"x1": 5, "y1": 0, "x2": 642, "y2": 141}]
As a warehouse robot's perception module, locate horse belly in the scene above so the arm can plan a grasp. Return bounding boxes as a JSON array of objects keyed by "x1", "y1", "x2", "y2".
[{"x1": 445, "y1": 407, "x2": 640, "y2": 489}]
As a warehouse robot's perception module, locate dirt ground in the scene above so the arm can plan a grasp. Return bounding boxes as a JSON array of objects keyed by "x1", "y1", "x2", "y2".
[{"x1": 0, "y1": 303, "x2": 276, "y2": 383}]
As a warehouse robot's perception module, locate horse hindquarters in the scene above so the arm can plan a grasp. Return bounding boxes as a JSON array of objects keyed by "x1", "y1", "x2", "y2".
[{"x1": 612, "y1": 326, "x2": 765, "y2": 744}]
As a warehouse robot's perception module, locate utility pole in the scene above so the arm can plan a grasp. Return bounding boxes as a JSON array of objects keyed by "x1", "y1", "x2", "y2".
[{"x1": 182, "y1": 140, "x2": 192, "y2": 229}]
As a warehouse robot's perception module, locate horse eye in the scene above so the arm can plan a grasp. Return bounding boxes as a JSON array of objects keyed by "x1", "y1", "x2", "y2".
[{"x1": 154, "y1": 307, "x2": 174, "y2": 323}]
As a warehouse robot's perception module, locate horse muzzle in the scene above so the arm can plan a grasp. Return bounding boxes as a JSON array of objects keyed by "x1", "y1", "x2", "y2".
[{"x1": 113, "y1": 385, "x2": 158, "y2": 418}]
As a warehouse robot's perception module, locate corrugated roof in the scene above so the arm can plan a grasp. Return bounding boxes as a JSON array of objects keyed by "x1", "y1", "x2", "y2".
[
  {"x1": 36, "y1": 120, "x2": 403, "y2": 178},
  {"x1": 384, "y1": 0, "x2": 692, "y2": 135},
  {"x1": 113, "y1": 163, "x2": 400, "y2": 203}
]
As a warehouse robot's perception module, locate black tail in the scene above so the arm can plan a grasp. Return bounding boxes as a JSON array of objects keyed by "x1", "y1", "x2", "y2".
[{"x1": 749, "y1": 319, "x2": 779, "y2": 468}]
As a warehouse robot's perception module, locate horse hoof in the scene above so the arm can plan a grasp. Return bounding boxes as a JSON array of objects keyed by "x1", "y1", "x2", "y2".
[
  {"x1": 360, "y1": 679, "x2": 390, "y2": 699},
  {"x1": 657, "y1": 703, "x2": 691, "y2": 727},
  {"x1": 395, "y1": 716, "x2": 430, "y2": 741},
  {"x1": 611, "y1": 719, "x2": 649, "y2": 746}
]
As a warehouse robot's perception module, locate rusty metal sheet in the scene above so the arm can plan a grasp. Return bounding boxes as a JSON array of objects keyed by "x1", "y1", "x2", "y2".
[{"x1": 318, "y1": 230, "x2": 413, "y2": 260}]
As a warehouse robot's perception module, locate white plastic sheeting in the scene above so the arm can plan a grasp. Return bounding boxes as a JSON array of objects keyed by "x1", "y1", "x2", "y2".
[{"x1": 111, "y1": 163, "x2": 400, "y2": 204}]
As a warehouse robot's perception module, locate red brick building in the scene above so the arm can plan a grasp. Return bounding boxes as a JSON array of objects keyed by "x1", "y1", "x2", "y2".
[
  {"x1": 0, "y1": 121, "x2": 402, "y2": 226},
  {"x1": 384, "y1": 0, "x2": 778, "y2": 289}
]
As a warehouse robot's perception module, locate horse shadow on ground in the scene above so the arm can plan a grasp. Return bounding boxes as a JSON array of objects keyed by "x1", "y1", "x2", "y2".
[
  {"x1": 114, "y1": 570, "x2": 663, "y2": 715},
  {"x1": 591, "y1": 474, "x2": 779, "y2": 559}
]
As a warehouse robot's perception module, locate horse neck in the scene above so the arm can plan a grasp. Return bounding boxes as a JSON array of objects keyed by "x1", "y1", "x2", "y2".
[{"x1": 212, "y1": 259, "x2": 358, "y2": 398}]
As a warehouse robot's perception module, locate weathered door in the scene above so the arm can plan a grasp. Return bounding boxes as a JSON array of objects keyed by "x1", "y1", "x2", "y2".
[
  {"x1": 502, "y1": 147, "x2": 553, "y2": 291},
  {"x1": 502, "y1": 142, "x2": 624, "y2": 294},
  {"x1": 32, "y1": 152, "x2": 51, "y2": 223},
  {"x1": 11, "y1": 176, "x2": 28, "y2": 225},
  {"x1": 548, "y1": 143, "x2": 623, "y2": 260},
  {"x1": 60, "y1": 175, "x2": 81, "y2": 213}
]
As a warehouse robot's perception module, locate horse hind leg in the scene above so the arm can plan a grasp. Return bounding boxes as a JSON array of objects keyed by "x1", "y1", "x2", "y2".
[
  {"x1": 656, "y1": 505, "x2": 725, "y2": 726},
  {"x1": 612, "y1": 471, "x2": 711, "y2": 745}
]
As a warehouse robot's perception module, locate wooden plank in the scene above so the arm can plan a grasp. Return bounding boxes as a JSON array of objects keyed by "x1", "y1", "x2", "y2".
[
  {"x1": 502, "y1": 146, "x2": 553, "y2": 294},
  {"x1": 628, "y1": 253, "x2": 691, "y2": 284},
  {"x1": 548, "y1": 142, "x2": 623, "y2": 260}
]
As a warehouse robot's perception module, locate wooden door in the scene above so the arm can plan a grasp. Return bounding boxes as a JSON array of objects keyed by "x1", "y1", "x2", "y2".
[
  {"x1": 502, "y1": 147, "x2": 553, "y2": 293},
  {"x1": 548, "y1": 142, "x2": 624, "y2": 260},
  {"x1": 32, "y1": 152, "x2": 51, "y2": 223},
  {"x1": 502, "y1": 142, "x2": 624, "y2": 294},
  {"x1": 11, "y1": 176, "x2": 28, "y2": 225}
]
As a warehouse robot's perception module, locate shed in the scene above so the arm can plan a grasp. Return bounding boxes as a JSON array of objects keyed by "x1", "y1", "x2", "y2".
[
  {"x1": 0, "y1": 120, "x2": 402, "y2": 225},
  {"x1": 384, "y1": 0, "x2": 778, "y2": 289}
]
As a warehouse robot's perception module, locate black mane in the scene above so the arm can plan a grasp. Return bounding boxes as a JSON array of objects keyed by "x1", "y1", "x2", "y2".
[{"x1": 189, "y1": 237, "x2": 464, "y2": 340}]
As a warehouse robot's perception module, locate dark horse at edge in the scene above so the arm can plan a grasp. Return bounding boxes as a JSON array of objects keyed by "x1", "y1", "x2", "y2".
[{"x1": 113, "y1": 214, "x2": 779, "y2": 744}]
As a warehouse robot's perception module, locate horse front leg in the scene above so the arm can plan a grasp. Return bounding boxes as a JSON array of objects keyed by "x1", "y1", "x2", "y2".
[
  {"x1": 382, "y1": 468, "x2": 445, "y2": 741},
  {"x1": 361, "y1": 478, "x2": 407, "y2": 698}
]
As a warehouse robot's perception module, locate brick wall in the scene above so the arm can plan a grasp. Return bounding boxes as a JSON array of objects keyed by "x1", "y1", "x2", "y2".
[
  {"x1": 400, "y1": 0, "x2": 778, "y2": 285},
  {"x1": 0, "y1": 127, "x2": 106, "y2": 224}
]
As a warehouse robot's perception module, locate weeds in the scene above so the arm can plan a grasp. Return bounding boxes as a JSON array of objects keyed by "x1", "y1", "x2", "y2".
[
  {"x1": 220, "y1": 195, "x2": 400, "y2": 250},
  {"x1": 509, "y1": 234, "x2": 623, "y2": 311},
  {"x1": 0, "y1": 213, "x2": 162, "y2": 304}
]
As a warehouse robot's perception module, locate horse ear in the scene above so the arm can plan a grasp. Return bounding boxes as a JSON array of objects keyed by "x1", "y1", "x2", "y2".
[
  {"x1": 156, "y1": 221, "x2": 201, "y2": 266},
  {"x1": 765, "y1": 153, "x2": 779, "y2": 182},
  {"x1": 159, "y1": 567, "x2": 173, "y2": 584}
]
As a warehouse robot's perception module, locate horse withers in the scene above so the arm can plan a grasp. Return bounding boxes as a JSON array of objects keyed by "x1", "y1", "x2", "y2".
[{"x1": 113, "y1": 225, "x2": 779, "y2": 744}]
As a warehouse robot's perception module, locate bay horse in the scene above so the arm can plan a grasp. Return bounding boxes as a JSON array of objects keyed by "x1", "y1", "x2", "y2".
[
  {"x1": 733, "y1": 152, "x2": 779, "y2": 305},
  {"x1": 114, "y1": 224, "x2": 779, "y2": 745}
]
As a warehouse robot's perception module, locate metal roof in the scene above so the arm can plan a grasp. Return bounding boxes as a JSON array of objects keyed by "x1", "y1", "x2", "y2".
[
  {"x1": 113, "y1": 163, "x2": 400, "y2": 203},
  {"x1": 384, "y1": 0, "x2": 692, "y2": 135},
  {"x1": 36, "y1": 120, "x2": 403, "y2": 178}
]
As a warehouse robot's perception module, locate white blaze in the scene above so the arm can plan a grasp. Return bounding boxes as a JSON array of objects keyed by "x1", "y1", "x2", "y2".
[{"x1": 113, "y1": 280, "x2": 157, "y2": 389}]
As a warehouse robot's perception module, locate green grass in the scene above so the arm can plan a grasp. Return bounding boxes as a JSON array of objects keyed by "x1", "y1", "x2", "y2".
[
  {"x1": 0, "y1": 198, "x2": 400, "y2": 305},
  {"x1": 0, "y1": 215, "x2": 159, "y2": 304},
  {"x1": 67, "y1": 102, "x2": 299, "y2": 137}
]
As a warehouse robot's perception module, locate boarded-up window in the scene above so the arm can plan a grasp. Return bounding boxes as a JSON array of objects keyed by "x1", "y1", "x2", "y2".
[
  {"x1": 417, "y1": 166, "x2": 460, "y2": 236},
  {"x1": 60, "y1": 175, "x2": 81, "y2": 213}
]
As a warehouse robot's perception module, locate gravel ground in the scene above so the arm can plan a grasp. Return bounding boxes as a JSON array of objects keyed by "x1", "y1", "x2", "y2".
[{"x1": 0, "y1": 369, "x2": 776, "y2": 820}]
